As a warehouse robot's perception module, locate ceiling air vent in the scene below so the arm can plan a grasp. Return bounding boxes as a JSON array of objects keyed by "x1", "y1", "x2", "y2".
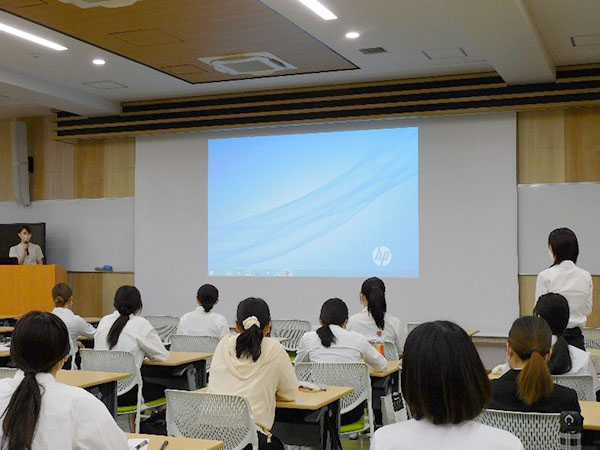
[
  {"x1": 359, "y1": 47, "x2": 387, "y2": 55},
  {"x1": 199, "y1": 52, "x2": 296, "y2": 76},
  {"x1": 58, "y1": 0, "x2": 143, "y2": 8}
]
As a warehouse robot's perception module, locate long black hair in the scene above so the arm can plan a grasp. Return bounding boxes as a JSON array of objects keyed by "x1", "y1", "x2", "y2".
[
  {"x1": 361, "y1": 277, "x2": 387, "y2": 330},
  {"x1": 107, "y1": 286, "x2": 142, "y2": 349},
  {"x1": 317, "y1": 298, "x2": 348, "y2": 348},
  {"x1": 235, "y1": 297, "x2": 270, "y2": 362},
  {"x1": 1, "y1": 311, "x2": 70, "y2": 450},
  {"x1": 548, "y1": 228, "x2": 579, "y2": 265},
  {"x1": 534, "y1": 293, "x2": 572, "y2": 375}
]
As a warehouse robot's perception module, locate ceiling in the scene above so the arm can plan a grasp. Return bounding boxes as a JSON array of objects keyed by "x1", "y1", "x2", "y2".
[{"x1": 0, "y1": 0, "x2": 599, "y2": 116}]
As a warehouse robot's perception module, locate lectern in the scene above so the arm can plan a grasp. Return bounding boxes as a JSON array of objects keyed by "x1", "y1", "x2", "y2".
[{"x1": 0, "y1": 265, "x2": 67, "y2": 315}]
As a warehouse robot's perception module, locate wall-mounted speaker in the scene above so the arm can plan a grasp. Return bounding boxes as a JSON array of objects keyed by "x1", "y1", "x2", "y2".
[{"x1": 11, "y1": 121, "x2": 30, "y2": 206}]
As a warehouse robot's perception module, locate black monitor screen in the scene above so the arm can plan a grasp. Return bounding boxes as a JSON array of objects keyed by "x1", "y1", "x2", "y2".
[{"x1": 0, "y1": 223, "x2": 46, "y2": 262}]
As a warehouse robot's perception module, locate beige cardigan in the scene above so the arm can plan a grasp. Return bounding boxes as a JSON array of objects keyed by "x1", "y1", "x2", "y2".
[{"x1": 207, "y1": 335, "x2": 298, "y2": 434}]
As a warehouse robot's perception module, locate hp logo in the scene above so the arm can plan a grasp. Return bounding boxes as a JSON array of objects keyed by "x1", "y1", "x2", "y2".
[{"x1": 372, "y1": 246, "x2": 392, "y2": 267}]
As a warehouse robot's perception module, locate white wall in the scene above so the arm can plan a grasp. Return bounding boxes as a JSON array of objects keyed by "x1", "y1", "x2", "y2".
[{"x1": 135, "y1": 113, "x2": 518, "y2": 336}]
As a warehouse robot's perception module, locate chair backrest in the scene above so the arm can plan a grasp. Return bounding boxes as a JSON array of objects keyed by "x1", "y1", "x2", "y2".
[
  {"x1": 588, "y1": 351, "x2": 600, "y2": 373},
  {"x1": 383, "y1": 341, "x2": 399, "y2": 361},
  {"x1": 166, "y1": 390, "x2": 258, "y2": 450},
  {"x1": 583, "y1": 328, "x2": 600, "y2": 349},
  {"x1": 145, "y1": 315, "x2": 180, "y2": 344},
  {"x1": 79, "y1": 349, "x2": 140, "y2": 396},
  {"x1": 170, "y1": 335, "x2": 220, "y2": 370},
  {"x1": 551, "y1": 374, "x2": 595, "y2": 401},
  {"x1": 271, "y1": 319, "x2": 311, "y2": 352},
  {"x1": 295, "y1": 362, "x2": 370, "y2": 414},
  {"x1": 476, "y1": 409, "x2": 562, "y2": 450},
  {"x1": 0, "y1": 368, "x2": 16, "y2": 379}
]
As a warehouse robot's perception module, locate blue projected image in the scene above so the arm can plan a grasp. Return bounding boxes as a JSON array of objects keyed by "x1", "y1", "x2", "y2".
[{"x1": 208, "y1": 127, "x2": 418, "y2": 278}]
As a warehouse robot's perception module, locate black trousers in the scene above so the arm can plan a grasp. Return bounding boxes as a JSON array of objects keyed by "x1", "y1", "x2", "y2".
[
  {"x1": 564, "y1": 327, "x2": 585, "y2": 351},
  {"x1": 118, "y1": 382, "x2": 166, "y2": 407},
  {"x1": 242, "y1": 432, "x2": 284, "y2": 450}
]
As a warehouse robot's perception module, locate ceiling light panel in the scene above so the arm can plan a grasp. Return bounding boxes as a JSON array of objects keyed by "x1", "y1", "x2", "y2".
[
  {"x1": 0, "y1": 22, "x2": 67, "y2": 51},
  {"x1": 422, "y1": 47, "x2": 468, "y2": 60},
  {"x1": 296, "y1": 0, "x2": 337, "y2": 20},
  {"x1": 571, "y1": 34, "x2": 600, "y2": 47}
]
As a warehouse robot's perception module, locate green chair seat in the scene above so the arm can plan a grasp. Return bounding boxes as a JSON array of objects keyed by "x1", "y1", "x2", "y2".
[
  {"x1": 340, "y1": 414, "x2": 366, "y2": 433},
  {"x1": 117, "y1": 396, "x2": 166, "y2": 414}
]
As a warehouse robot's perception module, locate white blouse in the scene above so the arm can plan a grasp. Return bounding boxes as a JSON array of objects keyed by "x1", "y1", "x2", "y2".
[
  {"x1": 295, "y1": 324, "x2": 388, "y2": 371},
  {"x1": 371, "y1": 418, "x2": 524, "y2": 450},
  {"x1": 535, "y1": 260, "x2": 593, "y2": 329},
  {"x1": 94, "y1": 311, "x2": 168, "y2": 367},
  {"x1": 177, "y1": 307, "x2": 230, "y2": 337},
  {"x1": 347, "y1": 308, "x2": 405, "y2": 354},
  {"x1": 0, "y1": 371, "x2": 129, "y2": 450},
  {"x1": 51, "y1": 307, "x2": 96, "y2": 359}
]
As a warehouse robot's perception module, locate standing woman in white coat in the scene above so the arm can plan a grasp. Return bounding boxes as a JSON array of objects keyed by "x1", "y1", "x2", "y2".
[
  {"x1": 535, "y1": 228, "x2": 592, "y2": 350},
  {"x1": 347, "y1": 277, "x2": 404, "y2": 355}
]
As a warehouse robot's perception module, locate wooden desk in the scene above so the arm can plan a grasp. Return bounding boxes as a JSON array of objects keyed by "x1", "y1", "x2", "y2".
[
  {"x1": 273, "y1": 386, "x2": 353, "y2": 449},
  {"x1": 0, "y1": 349, "x2": 9, "y2": 358},
  {"x1": 581, "y1": 401, "x2": 600, "y2": 430},
  {"x1": 0, "y1": 327, "x2": 14, "y2": 334},
  {"x1": 57, "y1": 370, "x2": 128, "y2": 417},
  {"x1": 0, "y1": 315, "x2": 19, "y2": 320},
  {"x1": 0, "y1": 265, "x2": 66, "y2": 314},
  {"x1": 468, "y1": 329, "x2": 480, "y2": 337},
  {"x1": 143, "y1": 351, "x2": 212, "y2": 391},
  {"x1": 127, "y1": 433, "x2": 223, "y2": 450},
  {"x1": 370, "y1": 360, "x2": 400, "y2": 377}
]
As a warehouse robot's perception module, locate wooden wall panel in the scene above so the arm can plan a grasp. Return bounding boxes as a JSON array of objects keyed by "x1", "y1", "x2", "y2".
[
  {"x1": 0, "y1": 119, "x2": 14, "y2": 201},
  {"x1": 519, "y1": 275, "x2": 600, "y2": 328},
  {"x1": 74, "y1": 140, "x2": 105, "y2": 198},
  {"x1": 68, "y1": 272, "x2": 134, "y2": 317},
  {"x1": 564, "y1": 108, "x2": 600, "y2": 182}
]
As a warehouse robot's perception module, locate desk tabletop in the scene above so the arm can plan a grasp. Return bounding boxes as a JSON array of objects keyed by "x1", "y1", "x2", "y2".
[
  {"x1": 144, "y1": 351, "x2": 212, "y2": 366},
  {"x1": 0, "y1": 327, "x2": 14, "y2": 333},
  {"x1": 467, "y1": 329, "x2": 480, "y2": 337},
  {"x1": 0, "y1": 349, "x2": 9, "y2": 358},
  {"x1": 127, "y1": 433, "x2": 223, "y2": 450},
  {"x1": 370, "y1": 360, "x2": 400, "y2": 377},
  {"x1": 276, "y1": 386, "x2": 354, "y2": 410},
  {"x1": 56, "y1": 370, "x2": 129, "y2": 388},
  {"x1": 580, "y1": 401, "x2": 600, "y2": 430},
  {"x1": 588, "y1": 348, "x2": 600, "y2": 357},
  {"x1": 0, "y1": 315, "x2": 19, "y2": 320}
]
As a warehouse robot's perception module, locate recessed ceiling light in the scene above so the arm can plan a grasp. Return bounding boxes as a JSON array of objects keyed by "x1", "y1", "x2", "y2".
[
  {"x1": 296, "y1": 0, "x2": 337, "y2": 20},
  {"x1": 93, "y1": 59, "x2": 106, "y2": 65},
  {"x1": 0, "y1": 22, "x2": 67, "y2": 51},
  {"x1": 345, "y1": 31, "x2": 360, "y2": 39}
]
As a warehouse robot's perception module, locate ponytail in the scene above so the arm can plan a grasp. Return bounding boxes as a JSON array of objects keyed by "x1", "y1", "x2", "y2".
[
  {"x1": 235, "y1": 298, "x2": 270, "y2": 362},
  {"x1": 534, "y1": 293, "x2": 572, "y2": 375},
  {"x1": 317, "y1": 298, "x2": 348, "y2": 348},
  {"x1": 361, "y1": 277, "x2": 387, "y2": 330},
  {"x1": 548, "y1": 335, "x2": 572, "y2": 375},
  {"x1": 107, "y1": 286, "x2": 142, "y2": 350},
  {"x1": 1, "y1": 312, "x2": 69, "y2": 450},
  {"x1": 508, "y1": 316, "x2": 554, "y2": 406},
  {"x1": 517, "y1": 350, "x2": 554, "y2": 405}
]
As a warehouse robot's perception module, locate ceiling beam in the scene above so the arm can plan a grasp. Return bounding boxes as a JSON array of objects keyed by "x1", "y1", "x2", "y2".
[
  {"x1": 447, "y1": 0, "x2": 555, "y2": 84},
  {"x1": 0, "y1": 66, "x2": 120, "y2": 116}
]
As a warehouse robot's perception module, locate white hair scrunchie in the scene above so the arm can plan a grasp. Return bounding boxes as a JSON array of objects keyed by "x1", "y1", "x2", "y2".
[{"x1": 242, "y1": 316, "x2": 261, "y2": 330}]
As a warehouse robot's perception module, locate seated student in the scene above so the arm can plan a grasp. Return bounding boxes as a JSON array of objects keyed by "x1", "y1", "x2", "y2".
[
  {"x1": 177, "y1": 284, "x2": 229, "y2": 337},
  {"x1": 489, "y1": 316, "x2": 580, "y2": 413},
  {"x1": 0, "y1": 311, "x2": 128, "y2": 449},
  {"x1": 94, "y1": 285, "x2": 169, "y2": 405},
  {"x1": 207, "y1": 297, "x2": 298, "y2": 450},
  {"x1": 347, "y1": 277, "x2": 404, "y2": 355},
  {"x1": 371, "y1": 321, "x2": 523, "y2": 450},
  {"x1": 50, "y1": 283, "x2": 96, "y2": 368}
]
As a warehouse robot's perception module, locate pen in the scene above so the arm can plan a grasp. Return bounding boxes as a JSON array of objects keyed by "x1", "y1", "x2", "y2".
[
  {"x1": 159, "y1": 440, "x2": 169, "y2": 450},
  {"x1": 134, "y1": 439, "x2": 148, "y2": 450}
]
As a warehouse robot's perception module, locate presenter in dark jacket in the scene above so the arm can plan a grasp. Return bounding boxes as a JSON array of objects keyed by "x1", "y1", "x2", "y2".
[{"x1": 489, "y1": 316, "x2": 580, "y2": 414}]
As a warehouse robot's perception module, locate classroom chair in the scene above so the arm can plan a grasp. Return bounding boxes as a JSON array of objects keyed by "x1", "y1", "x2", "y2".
[
  {"x1": 295, "y1": 362, "x2": 374, "y2": 449},
  {"x1": 0, "y1": 367, "x2": 16, "y2": 379},
  {"x1": 80, "y1": 349, "x2": 166, "y2": 433},
  {"x1": 145, "y1": 315, "x2": 180, "y2": 344},
  {"x1": 170, "y1": 334, "x2": 220, "y2": 371},
  {"x1": 583, "y1": 328, "x2": 600, "y2": 350},
  {"x1": 166, "y1": 389, "x2": 258, "y2": 450},
  {"x1": 476, "y1": 409, "x2": 567, "y2": 450},
  {"x1": 588, "y1": 351, "x2": 600, "y2": 373},
  {"x1": 367, "y1": 340, "x2": 399, "y2": 361},
  {"x1": 270, "y1": 319, "x2": 311, "y2": 353},
  {"x1": 551, "y1": 374, "x2": 596, "y2": 401}
]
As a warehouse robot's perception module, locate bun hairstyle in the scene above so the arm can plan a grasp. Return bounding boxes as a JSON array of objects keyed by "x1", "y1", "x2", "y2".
[
  {"x1": 197, "y1": 284, "x2": 219, "y2": 312},
  {"x1": 508, "y1": 316, "x2": 554, "y2": 406},
  {"x1": 51, "y1": 283, "x2": 73, "y2": 307},
  {"x1": 361, "y1": 277, "x2": 387, "y2": 330},
  {"x1": 1, "y1": 311, "x2": 70, "y2": 450},
  {"x1": 548, "y1": 227, "x2": 579, "y2": 265},
  {"x1": 235, "y1": 297, "x2": 271, "y2": 362},
  {"x1": 106, "y1": 286, "x2": 142, "y2": 350},
  {"x1": 534, "y1": 293, "x2": 572, "y2": 375},
  {"x1": 317, "y1": 298, "x2": 348, "y2": 348}
]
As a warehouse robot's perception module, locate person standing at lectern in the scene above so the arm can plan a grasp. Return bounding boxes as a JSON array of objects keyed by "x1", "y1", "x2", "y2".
[{"x1": 8, "y1": 225, "x2": 44, "y2": 265}]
